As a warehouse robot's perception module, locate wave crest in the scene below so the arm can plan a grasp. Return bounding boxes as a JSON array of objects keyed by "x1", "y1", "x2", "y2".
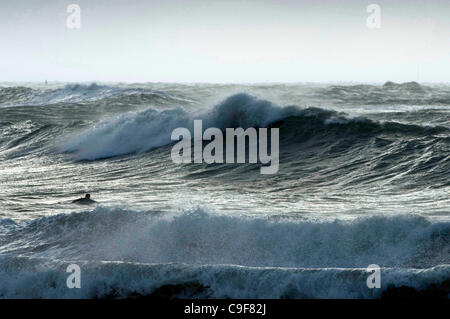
[
  {"x1": 0, "y1": 256, "x2": 448, "y2": 298},
  {"x1": 1, "y1": 207, "x2": 449, "y2": 269},
  {"x1": 60, "y1": 93, "x2": 448, "y2": 160}
]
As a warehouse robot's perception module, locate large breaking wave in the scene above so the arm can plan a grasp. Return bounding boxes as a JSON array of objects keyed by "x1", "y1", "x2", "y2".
[
  {"x1": 0, "y1": 207, "x2": 449, "y2": 298},
  {"x1": 1, "y1": 207, "x2": 449, "y2": 268},
  {"x1": 59, "y1": 93, "x2": 449, "y2": 160}
]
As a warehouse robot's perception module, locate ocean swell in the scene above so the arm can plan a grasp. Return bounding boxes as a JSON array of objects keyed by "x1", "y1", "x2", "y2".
[
  {"x1": 0, "y1": 206, "x2": 449, "y2": 298},
  {"x1": 59, "y1": 93, "x2": 448, "y2": 161},
  {"x1": 0, "y1": 83, "x2": 188, "y2": 107}
]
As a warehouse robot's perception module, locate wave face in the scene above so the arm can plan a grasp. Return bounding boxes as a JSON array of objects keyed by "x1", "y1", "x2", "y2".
[
  {"x1": 59, "y1": 92, "x2": 449, "y2": 160},
  {"x1": 54, "y1": 93, "x2": 450, "y2": 192},
  {"x1": 60, "y1": 93, "x2": 303, "y2": 160},
  {"x1": 3, "y1": 81, "x2": 450, "y2": 108},
  {"x1": 0, "y1": 207, "x2": 449, "y2": 298},
  {"x1": 2, "y1": 207, "x2": 449, "y2": 268},
  {"x1": 0, "y1": 82, "x2": 449, "y2": 299}
]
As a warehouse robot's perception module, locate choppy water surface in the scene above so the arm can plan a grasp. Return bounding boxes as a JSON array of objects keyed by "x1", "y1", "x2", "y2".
[{"x1": 0, "y1": 82, "x2": 449, "y2": 298}]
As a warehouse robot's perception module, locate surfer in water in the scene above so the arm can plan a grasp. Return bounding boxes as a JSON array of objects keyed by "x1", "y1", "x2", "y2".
[{"x1": 72, "y1": 193, "x2": 96, "y2": 204}]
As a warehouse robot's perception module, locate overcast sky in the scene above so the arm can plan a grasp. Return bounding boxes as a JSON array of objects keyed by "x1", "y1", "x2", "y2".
[{"x1": 1, "y1": 0, "x2": 449, "y2": 83}]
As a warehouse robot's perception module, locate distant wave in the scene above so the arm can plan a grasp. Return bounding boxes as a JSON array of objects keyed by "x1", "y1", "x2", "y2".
[
  {"x1": 3, "y1": 81, "x2": 450, "y2": 108},
  {"x1": 317, "y1": 81, "x2": 450, "y2": 105},
  {"x1": 0, "y1": 87, "x2": 35, "y2": 106},
  {"x1": 0, "y1": 83, "x2": 190, "y2": 107},
  {"x1": 60, "y1": 93, "x2": 449, "y2": 160}
]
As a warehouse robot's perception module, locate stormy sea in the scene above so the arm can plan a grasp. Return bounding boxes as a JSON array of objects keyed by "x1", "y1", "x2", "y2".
[{"x1": 0, "y1": 81, "x2": 449, "y2": 299}]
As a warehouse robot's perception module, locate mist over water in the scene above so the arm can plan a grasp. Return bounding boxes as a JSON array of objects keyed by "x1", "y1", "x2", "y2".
[{"x1": 0, "y1": 82, "x2": 449, "y2": 298}]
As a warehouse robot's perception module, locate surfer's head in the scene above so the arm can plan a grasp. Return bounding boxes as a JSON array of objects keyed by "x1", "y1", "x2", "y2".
[{"x1": 85, "y1": 194, "x2": 90, "y2": 200}]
